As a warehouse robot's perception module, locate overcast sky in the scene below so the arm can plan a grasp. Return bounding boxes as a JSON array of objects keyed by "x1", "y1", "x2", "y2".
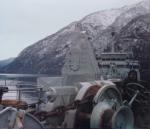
[{"x1": 0, "y1": 0, "x2": 142, "y2": 60}]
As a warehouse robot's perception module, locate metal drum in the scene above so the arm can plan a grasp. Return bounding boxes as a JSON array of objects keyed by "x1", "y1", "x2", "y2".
[
  {"x1": 75, "y1": 84, "x2": 101, "y2": 101},
  {"x1": 90, "y1": 103, "x2": 134, "y2": 129},
  {"x1": 90, "y1": 102, "x2": 114, "y2": 128},
  {"x1": 93, "y1": 85, "x2": 122, "y2": 107},
  {"x1": 75, "y1": 80, "x2": 118, "y2": 102},
  {"x1": 91, "y1": 82, "x2": 123, "y2": 129},
  {"x1": 0, "y1": 107, "x2": 44, "y2": 129},
  {"x1": 90, "y1": 82, "x2": 134, "y2": 129},
  {"x1": 74, "y1": 83, "x2": 101, "y2": 128},
  {"x1": 112, "y1": 106, "x2": 134, "y2": 129}
]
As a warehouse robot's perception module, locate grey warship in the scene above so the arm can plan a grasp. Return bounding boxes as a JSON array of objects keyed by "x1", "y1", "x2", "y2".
[{"x1": 0, "y1": 32, "x2": 149, "y2": 129}]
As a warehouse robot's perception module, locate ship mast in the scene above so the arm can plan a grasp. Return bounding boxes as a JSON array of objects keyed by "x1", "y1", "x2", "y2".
[{"x1": 111, "y1": 32, "x2": 115, "y2": 53}]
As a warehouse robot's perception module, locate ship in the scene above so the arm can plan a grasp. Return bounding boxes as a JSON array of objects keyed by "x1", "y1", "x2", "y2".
[{"x1": 0, "y1": 32, "x2": 149, "y2": 129}]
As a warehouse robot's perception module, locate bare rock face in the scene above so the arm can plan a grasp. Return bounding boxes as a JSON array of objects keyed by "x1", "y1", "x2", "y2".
[{"x1": 2, "y1": 0, "x2": 150, "y2": 76}]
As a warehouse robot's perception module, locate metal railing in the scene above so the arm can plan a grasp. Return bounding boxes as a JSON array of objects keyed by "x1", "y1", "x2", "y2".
[{"x1": 1, "y1": 82, "x2": 45, "y2": 104}]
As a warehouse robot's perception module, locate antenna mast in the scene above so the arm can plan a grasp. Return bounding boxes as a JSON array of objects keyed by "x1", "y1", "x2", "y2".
[{"x1": 111, "y1": 32, "x2": 115, "y2": 52}]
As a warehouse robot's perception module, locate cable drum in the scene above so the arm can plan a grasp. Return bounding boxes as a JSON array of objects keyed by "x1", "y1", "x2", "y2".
[
  {"x1": 74, "y1": 81, "x2": 122, "y2": 128},
  {"x1": 112, "y1": 106, "x2": 134, "y2": 129},
  {"x1": 0, "y1": 107, "x2": 44, "y2": 129},
  {"x1": 90, "y1": 83, "x2": 134, "y2": 129},
  {"x1": 93, "y1": 85, "x2": 122, "y2": 108},
  {"x1": 90, "y1": 104, "x2": 134, "y2": 129},
  {"x1": 91, "y1": 84, "x2": 123, "y2": 129},
  {"x1": 74, "y1": 83, "x2": 102, "y2": 128},
  {"x1": 90, "y1": 102, "x2": 114, "y2": 128},
  {"x1": 75, "y1": 80, "x2": 119, "y2": 102}
]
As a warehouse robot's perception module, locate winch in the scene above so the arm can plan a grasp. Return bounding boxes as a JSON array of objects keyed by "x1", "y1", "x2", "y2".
[{"x1": 0, "y1": 79, "x2": 147, "y2": 129}]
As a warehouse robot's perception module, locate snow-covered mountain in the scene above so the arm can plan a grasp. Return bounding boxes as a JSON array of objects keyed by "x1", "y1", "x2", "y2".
[
  {"x1": 112, "y1": 0, "x2": 150, "y2": 31},
  {"x1": 2, "y1": 0, "x2": 150, "y2": 76}
]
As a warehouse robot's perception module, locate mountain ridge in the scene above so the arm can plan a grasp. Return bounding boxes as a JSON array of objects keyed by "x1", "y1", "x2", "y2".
[{"x1": 2, "y1": 0, "x2": 150, "y2": 77}]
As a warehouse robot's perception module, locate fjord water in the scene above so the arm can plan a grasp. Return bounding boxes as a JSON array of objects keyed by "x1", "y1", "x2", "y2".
[{"x1": 0, "y1": 73, "x2": 48, "y2": 104}]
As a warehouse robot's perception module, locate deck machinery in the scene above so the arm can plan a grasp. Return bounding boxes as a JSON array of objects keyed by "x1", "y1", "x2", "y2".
[{"x1": 0, "y1": 80, "x2": 135, "y2": 129}]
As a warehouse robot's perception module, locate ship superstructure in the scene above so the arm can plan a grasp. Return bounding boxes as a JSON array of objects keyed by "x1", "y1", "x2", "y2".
[
  {"x1": 61, "y1": 31, "x2": 140, "y2": 84},
  {"x1": 97, "y1": 52, "x2": 140, "y2": 80},
  {"x1": 62, "y1": 31, "x2": 100, "y2": 85}
]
